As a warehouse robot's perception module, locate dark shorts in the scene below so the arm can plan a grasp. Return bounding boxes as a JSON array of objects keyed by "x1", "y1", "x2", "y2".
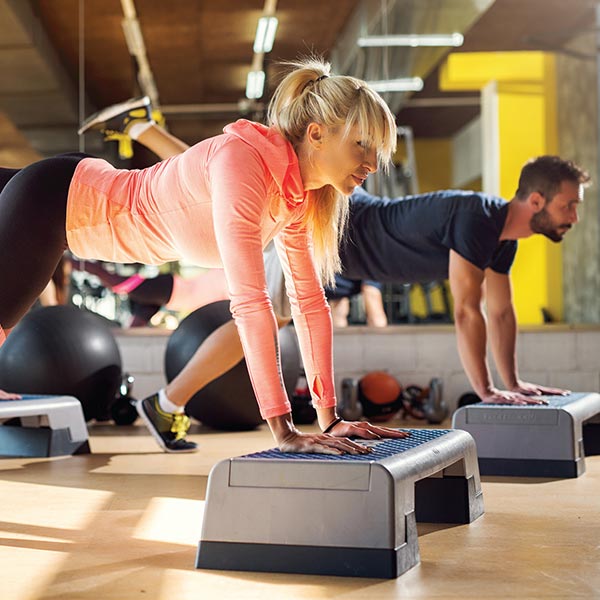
[{"x1": 325, "y1": 275, "x2": 383, "y2": 300}]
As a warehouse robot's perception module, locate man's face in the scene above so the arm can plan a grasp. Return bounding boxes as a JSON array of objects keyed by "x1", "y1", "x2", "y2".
[{"x1": 530, "y1": 180, "x2": 582, "y2": 242}]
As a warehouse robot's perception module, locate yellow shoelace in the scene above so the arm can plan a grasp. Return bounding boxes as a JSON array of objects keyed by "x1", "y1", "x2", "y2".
[{"x1": 170, "y1": 413, "x2": 191, "y2": 441}]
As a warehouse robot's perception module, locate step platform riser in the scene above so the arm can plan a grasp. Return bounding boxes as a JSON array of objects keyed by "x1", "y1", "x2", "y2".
[
  {"x1": 0, "y1": 395, "x2": 90, "y2": 458},
  {"x1": 452, "y1": 392, "x2": 600, "y2": 477},
  {"x1": 196, "y1": 429, "x2": 484, "y2": 578}
]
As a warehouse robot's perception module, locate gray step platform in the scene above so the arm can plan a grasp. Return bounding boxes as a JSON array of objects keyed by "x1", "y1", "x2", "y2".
[
  {"x1": 196, "y1": 428, "x2": 484, "y2": 579},
  {"x1": 0, "y1": 395, "x2": 91, "y2": 458},
  {"x1": 452, "y1": 392, "x2": 600, "y2": 477}
]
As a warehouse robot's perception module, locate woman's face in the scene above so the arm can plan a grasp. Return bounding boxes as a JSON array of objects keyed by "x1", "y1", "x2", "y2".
[{"x1": 306, "y1": 123, "x2": 378, "y2": 194}]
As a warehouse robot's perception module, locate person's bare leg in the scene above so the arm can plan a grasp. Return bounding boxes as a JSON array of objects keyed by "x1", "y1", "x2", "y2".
[
  {"x1": 134, "y1": 124, "x2": 190, "y2": 160},
  {"x1": 165, "y1": 315, "x2": 291, "y2": 407},
  {"x1": 0, "y1": 326, "x2": 14, "y2": 349},
  {"x1": 329, "y1": 297, "x2": 350, "y2": 327},
  {"x1": 361, "y1": 283, "x2": 388, "y2": 327},
  {"x1": 37, "y1": 280, "x2": 59, "y2": 306}
]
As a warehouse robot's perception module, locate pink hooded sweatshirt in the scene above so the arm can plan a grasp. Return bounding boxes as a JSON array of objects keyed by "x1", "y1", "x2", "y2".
[{"x1": 66, "y1": 119, "x2": 336, "y2": 419}]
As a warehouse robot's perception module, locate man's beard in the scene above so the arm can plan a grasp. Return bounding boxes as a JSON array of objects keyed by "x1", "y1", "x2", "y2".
[{"x1": 530, "y1": 208, "x2": 571, "y2": 242}]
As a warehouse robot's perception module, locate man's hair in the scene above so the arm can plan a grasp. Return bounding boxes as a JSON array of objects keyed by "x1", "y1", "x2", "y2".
[{"x1": 515, "y1": 155, "x2": 590, "y2": 202}]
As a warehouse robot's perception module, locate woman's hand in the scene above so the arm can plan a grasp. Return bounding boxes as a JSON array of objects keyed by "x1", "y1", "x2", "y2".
[
  {"x1": 269, "y1": 412, "x2": 408, "y2": 456},
  {"x1": 276, "y1": 420, "x2": 409, "y2": 455},
  {"x1": 0, "y1": 389, "x2": 21, "y2": 400},
  {"x1": 277, "y1": 429, "x2": 373, "y2": 455},
  {"x1": 326, "y1": 419, "x2": 410, "y2": 441}
]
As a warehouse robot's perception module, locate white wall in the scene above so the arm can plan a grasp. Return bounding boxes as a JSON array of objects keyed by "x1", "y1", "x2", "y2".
[
  {"x1": 115, "y1": 325, "x2": 600, "y2": 411},
  {"x1": 452, "y1": 115, "x2": 482, "y2": 188}
]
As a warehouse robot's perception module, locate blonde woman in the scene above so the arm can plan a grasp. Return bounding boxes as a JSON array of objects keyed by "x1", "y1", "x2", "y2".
[{"x1": 0, "y1": 58, "x2": 407, "y2": 453}]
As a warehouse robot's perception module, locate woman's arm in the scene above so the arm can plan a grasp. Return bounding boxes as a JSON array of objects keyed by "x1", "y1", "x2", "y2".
[{"x1": 276, "y1": 219, "x2": 408, "y2": 444}]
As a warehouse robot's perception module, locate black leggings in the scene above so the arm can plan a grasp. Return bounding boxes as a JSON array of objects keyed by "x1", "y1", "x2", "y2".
[{"x1": 0, "y1": 153, "x2": 89, "y2": 328}]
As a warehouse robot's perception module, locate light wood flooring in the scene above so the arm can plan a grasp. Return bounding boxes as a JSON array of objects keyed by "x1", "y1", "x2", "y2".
[{"x1": 1, "y1": 418, "x2": 599, "y2": 600}]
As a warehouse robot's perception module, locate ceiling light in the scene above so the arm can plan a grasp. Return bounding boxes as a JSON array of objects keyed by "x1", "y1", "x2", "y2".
[
  {"x1": 253, "y1": 16, "x2": 278, "y2": 53},
  {"x1": 368, "y1": 78, "x2": 424, "y2": 93},
  {"x1": 357, "y1": 33, "x2": 464, "y2": 48},
  {"x1": 246, "y1": 70, "x2": 266, "y2": 99}
]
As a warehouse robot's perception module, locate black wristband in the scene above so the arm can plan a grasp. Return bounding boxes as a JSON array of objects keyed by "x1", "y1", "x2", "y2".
[{"x1": 322, "y1": 416, "x2": 343, "y2": 434}]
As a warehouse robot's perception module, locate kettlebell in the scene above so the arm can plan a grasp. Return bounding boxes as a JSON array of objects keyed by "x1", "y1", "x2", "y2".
[
  {"x1": 339, "y1": 377, "x2": 363, "y2": 421},
  {"x1": 422, "y1": 377, "x2": 448, "y2": 424}
]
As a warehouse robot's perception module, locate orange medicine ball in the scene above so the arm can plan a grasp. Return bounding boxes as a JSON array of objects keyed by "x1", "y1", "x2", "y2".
[{"x1": 358, "y1": 371, "x2": 403, "y2": 420}]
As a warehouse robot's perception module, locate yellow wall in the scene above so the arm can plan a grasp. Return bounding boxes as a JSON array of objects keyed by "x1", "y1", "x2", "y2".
[
  {"x1": 414, "y1": 138, "x2": 453, "y2": 193},
  {"x1": 440, "y1": 51, "x2": 560, "y2": 324}
]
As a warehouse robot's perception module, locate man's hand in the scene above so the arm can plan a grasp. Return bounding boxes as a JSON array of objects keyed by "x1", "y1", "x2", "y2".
[
  {"x1": 0, "y1": 389, "x2": 21, "y2": 400},
  {"x1": 511, "y1": 380, "x2": 570, "y2": 397},
  {"x1": 480, "y1": 388, "x2": 548, "y2": 405}
]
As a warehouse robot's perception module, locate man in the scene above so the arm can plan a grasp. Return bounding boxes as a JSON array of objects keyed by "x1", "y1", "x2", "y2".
[
  {"x1": 331, "y1": 159, "x2": 587, "y2": 403},
  {"x1": 76, "y1": 97, "x2": 588, "y2": 452}
]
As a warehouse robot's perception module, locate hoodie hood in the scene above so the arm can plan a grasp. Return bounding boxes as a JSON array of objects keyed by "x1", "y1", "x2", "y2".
[{"x1": 223, "y1": 119, "x2": 305, "y2": 205}]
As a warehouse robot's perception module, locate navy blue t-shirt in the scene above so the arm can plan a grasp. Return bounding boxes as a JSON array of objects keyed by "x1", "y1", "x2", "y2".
[{"x1": 339, "y1": 187, "x2": 518, "y2": 283}]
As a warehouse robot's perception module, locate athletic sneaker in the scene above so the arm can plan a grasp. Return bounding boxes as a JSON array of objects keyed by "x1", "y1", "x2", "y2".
[
  {"x1": 137, "y1": 393, "x2": 198, "y2": 453},
  {"x1": 78, "y1": 96, "x2": 152, "y2": 136}
]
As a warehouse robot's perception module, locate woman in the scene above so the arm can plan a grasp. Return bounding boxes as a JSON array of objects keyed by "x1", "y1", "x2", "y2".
[{"x1": 0, "y1": 58, "x2": 406, "y2": 453}]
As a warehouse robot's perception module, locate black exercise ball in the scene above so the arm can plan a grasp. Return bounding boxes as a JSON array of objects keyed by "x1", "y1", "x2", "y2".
[
  {"x1": 165, "y1": 301, "x2": 301, "y2": 431},
  {"x1": 0, "y1": 305, "x2": 122, "y2": 421}
]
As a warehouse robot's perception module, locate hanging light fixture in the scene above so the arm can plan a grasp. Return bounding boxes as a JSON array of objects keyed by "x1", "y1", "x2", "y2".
[
  {"x1": 357, "y1": 33, "x2": 464, "y2": 48},
  {"x1": 253, "y1": 16, "x2": 278, "y2": 53},
  {"x1": 367, "y1": 77, "x2": 424, "y2": 93},
  {"x1": 246, "y1": 70, "x2": 266, "y2": 99}
]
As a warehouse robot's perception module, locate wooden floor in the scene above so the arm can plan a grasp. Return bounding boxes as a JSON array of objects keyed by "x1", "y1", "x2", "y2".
[{"x1": 1, "y1": 418, "x2": 599, "y2": 600}]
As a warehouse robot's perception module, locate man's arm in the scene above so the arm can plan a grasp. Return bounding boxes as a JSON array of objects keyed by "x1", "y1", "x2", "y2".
[
  {"x1": 448, "y1": 250, "x2": 494, "y2": 397},
  {"x1": 449, "y1": 250, "x2": 547, "y2": 404},
  {"x1": 485, "y1": 269, "x2": 520, "y2": 389},
  {"x1": 486, "y1": 269, "x2": 570, "y2": 397}
]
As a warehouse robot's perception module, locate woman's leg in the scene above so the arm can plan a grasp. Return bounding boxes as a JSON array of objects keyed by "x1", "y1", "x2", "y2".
[
  {"x1": 134, "y1": 124, "x2": 190, "y2": 159},
  {"x1": 0, "y1": 167, "x2": 21, "y2": 336},
  {"x1": 0, "y1": 154, "x2": 86, "y2": 342},
  {"x1": 165, "y1": 313, "x2": 291, "y2": 407},
  {"x1": 0, "y1": 167, "x2": 20, "y2": 191},
  {"x1": 79, "y1": 95, "x2": 189, "y2": 160}
]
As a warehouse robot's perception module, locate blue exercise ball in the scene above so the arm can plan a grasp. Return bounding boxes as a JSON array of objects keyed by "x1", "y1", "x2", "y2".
[
  {"x1": 0, "y1": 306, "x2": 122, "y2": 421},
  {"x1": 165, "y1": 301, "x2": 301, "y2": 431}
]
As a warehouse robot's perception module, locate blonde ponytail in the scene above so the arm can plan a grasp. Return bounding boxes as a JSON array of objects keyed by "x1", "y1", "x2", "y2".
[{"x1": 268, "y1": 57, "x2": 396, "y2": 285}]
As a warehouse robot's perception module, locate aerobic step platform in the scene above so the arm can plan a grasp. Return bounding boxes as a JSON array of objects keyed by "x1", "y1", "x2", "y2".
[
  {"x1": 0, "y1": 395, "x2": 90, "y2": 458},
  {"x1": 196, "y1": 429, "x2": 484, "y2": 579},
  {"x1": 452, "y1": 392, "x2": 600, "y2": 477}
]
